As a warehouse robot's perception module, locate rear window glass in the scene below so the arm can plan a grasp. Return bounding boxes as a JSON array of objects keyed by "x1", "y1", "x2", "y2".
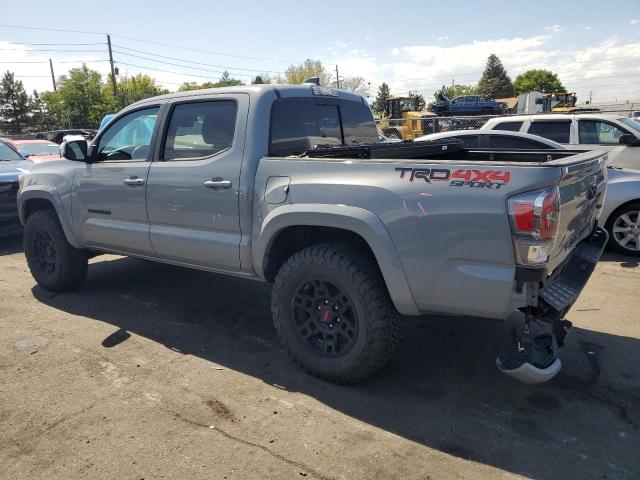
[
  {"x1": 528, "y1": 121, "x2": 571, "y2": 143},
  {"x1": 448, "y1": 135, "x2": 479, "y2": 148},
  {"x1": 489, "y1": 135, "x2": 548, "y2": 149},
  {"x1": 269, "y1": 98, "x2": 379, "y2": 156},
  {"x1": 492, "y1": 121, "x2": 522, "y2": 132}
]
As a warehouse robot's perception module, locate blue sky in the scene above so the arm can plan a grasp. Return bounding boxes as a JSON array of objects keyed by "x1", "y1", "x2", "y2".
[{"x1": 1, "y1": 0, "x2": 639, "y2": 103}]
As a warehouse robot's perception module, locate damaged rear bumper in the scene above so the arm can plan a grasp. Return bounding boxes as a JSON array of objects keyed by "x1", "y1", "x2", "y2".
[{"x1": 498, "y1": 227, "x2": 608, "y2": 384}]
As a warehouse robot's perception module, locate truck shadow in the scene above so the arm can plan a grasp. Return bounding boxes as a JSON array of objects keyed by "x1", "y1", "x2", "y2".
[
  {"x1": 0, "y1": 234, "x2": 23, "y2": 256},
  {"x1": 33, "y1": 255, "x2": 640, "y2": 480}
]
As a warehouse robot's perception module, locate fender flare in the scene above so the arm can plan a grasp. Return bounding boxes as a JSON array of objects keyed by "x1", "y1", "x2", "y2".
[
  {"x1": 18, "y1": 188, "x2": 81, "y2": 248},
  {"x1": 253, "y1": 204, "x2": 420, "y2": 316}
]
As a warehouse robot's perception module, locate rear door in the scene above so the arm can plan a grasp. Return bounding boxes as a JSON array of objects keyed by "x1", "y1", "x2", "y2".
[{"x1": 146, "y1": 94, "x2": 248, "y2": 271}]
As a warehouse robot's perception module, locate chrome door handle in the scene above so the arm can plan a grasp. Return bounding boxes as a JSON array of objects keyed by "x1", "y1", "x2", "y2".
[
  {"x1": 123, "y1": 176, "x2": 145, "y2": 186},
  {"x1": 204, "y1": 178, "x2": 232, "y2": 190}
]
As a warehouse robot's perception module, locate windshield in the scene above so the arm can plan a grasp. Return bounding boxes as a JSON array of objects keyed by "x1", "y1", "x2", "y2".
[
  {"x1": 619, "y1": 117, "x2": 640, "y2": 134},
  {"x1": 18, "y1": 142, "x2": 60, "y2": 156},
  {"x1": 0, "y1": 142, "x2": 24, "y2": 161}
]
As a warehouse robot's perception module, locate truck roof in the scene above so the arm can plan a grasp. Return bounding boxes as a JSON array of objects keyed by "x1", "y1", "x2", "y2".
[{"x1": 128, "y1": 83, "x2": 366, "y2": 110}]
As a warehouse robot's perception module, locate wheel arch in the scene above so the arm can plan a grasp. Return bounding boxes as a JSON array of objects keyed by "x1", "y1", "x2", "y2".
[
  {"x1": 254, "y1": 204, "x2": 420, "y2": 315},
  {"x1": 19, "y1": 188, "x2": 81, "y2": 248}
]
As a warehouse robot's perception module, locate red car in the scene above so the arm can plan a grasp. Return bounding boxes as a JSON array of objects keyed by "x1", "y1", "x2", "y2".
[{"x1": 3, "y1": 139, "x2": 61, "y2": 163}]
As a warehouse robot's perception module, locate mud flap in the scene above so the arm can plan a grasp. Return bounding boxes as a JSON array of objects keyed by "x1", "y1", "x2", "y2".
[{"x1": 497, "y1": 227, "x2": 608, "y2": 384}]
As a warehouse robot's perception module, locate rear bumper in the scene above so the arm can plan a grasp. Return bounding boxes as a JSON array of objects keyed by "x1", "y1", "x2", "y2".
[
  {"x1": 498, "y1": 227, "x2": 608, "y2": 383},
  {"x1": 539, "y1": 226, "x2": 608, "y2": 317}
]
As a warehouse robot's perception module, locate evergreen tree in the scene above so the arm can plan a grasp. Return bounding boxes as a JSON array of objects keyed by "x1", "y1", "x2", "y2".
[
  {"x1": 372, "y1": 82, "x2": 391, "y2": 115},
  {"x1": 477, "y1": 54, "x2": 514, "y2": 98},
  {"x1": 0, "y1": 71, "x2": 30, "y2": 133}
]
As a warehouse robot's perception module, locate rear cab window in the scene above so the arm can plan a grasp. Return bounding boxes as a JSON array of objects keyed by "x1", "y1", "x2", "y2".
[
  {"x1": 527, "y1": 121, "x2": 571, "y2": 143},
  {"x1": 491, "y1": 121, "x2": 522, "y2": 132},
  {"x1": 269, "y1": 97, "x2": 379, "y2": 156}
]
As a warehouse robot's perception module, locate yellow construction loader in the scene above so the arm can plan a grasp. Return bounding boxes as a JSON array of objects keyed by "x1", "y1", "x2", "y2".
[{"x1": 379, "y1": 96, "x2": 437, "y2": 140}]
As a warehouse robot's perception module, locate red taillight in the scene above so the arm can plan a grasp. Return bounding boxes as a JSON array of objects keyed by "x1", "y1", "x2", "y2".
[
  {"x1": 513, "y1": 203, "x2": 535, "y2": 233},
  {"x1": 508, "y1": 187, "x2": 561, "y2": 267}
]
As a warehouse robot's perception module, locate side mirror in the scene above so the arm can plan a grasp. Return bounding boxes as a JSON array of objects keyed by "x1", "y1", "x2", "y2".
[
  {"x1": 18, "y1": 150, "x2": 30, "y2": 158},
  {"x1": 619, "y1": 133, "x2": 640, "y2": 146},
  {"x1": 61, "y1": 139, "x2": 89, "y2": 161}
]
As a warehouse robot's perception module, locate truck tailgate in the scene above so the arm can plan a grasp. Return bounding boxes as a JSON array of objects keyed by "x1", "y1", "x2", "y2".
[{"x1": 547, "y1": 153, "x2": 607, "y2": 271}]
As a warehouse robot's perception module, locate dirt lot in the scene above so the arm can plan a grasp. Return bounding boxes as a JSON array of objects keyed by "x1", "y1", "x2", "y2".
[{"x1": 1, "y1": 235, "x2": 639, "y2": 480}]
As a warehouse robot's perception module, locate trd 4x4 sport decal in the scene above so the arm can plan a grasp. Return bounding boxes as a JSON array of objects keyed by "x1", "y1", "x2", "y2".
[{"x1": 395, "y1": 167, "x2": 511, "y2": 189}]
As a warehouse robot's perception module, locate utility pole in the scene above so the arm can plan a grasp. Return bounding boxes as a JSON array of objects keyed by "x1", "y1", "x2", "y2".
[
  {"x1": 335, "y1": 65, "x2": 340, "y2": 89},
  {"x1": 451, "y1": 78, "x2": 455, "y2": 87},
  {"x1": 589, "y1": 91, "x2": 593, "y2": 103},
  {"x1": 106, "y1": 34, "x2": 118, "y2": 99},
  {"x1": 48, "y1": 59, "x2": 56, "y2": 91}
]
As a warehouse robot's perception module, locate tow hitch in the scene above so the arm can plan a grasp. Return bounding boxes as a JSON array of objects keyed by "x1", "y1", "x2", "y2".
[{"x1": 497, "y1": 227, "x2": 608, "y2": 384}]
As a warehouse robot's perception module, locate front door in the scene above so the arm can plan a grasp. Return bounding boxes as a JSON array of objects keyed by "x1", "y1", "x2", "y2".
[
  {"x1": 576, "y1": 119, "x2": 637, "y2": 169},
  {"x1": 146, "y1": 95, "x2": 248, "y2": 271},
  {"x1": 72, "y1": 106, "x2": 160, "y2": 254}
]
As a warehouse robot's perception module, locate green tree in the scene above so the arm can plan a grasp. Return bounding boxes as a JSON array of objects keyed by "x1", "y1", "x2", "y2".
[
  {"x1": 477, "y1": 54, "x2": 514, "y2": 98},
  {"x1": 372, "y1": 82, "x2": 391, "y2": 115},
  {"x1": 105, "y1": 73, "x2": 168, "y2": 108},
  {"x1": 54, "y1": 65, "x2": 111, "y2": 128},
  {"x1": 334, "y1": 76, "x2": 369, "y2": 96},
  {"x1": 216, "y1": 71, "x2": 243, "y2": 87},
  {"x1": 177, "y1": 72, "x2": 243, "y2": 92},
  {"x1": 279, "y1": 59, "x2": 332, "y2": 85},
  {"x1": 252, "y1": 74, "x2": 272, "y2": 84},
  {"x1": 0, "y1": 71, "x2": 30, "y2": 133},
  {"x1": 408, "y1": 91, "x2": 426, "y2": 110},
  {"x1": 513, "y1": 69, "x2": 565, "y2": 95},
  {"x1": 28, "y1": 90, "x2": 54, "y2": 131}
]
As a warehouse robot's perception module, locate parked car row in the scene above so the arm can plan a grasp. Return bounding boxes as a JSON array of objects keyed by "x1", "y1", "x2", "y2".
[{"x1": 416, "y1": 128, "x2": 640, "y2": 255}]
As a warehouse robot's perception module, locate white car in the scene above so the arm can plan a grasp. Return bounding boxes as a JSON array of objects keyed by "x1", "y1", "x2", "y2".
[
  {"x1": 415, "y1": 129, "x2": 564, "y2": 149},
  {"x1": 481, "y1": 113, "x2": 640, "y2": 169},
  {"x1": 417, "y1": 129, "x2": 640, "y2": 256}
]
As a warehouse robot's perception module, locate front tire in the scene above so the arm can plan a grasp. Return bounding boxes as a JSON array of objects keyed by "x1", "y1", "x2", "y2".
[
  {"x1": 271, "y1": 243, "x2": 401, "y2": 384},
  {"x1": 24, "y1": 209, "x2": 89, "y2": 291},
  {"x1": 605, "y1": 203, "x2": 640, "y2": 256}
]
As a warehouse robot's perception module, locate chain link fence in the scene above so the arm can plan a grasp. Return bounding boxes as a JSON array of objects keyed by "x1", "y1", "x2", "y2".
[{"x1": 376, "y1": 110, "x2": 640, "y2": 139}]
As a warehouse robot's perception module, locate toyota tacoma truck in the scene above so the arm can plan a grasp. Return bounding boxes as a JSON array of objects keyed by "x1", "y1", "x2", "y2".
[{"x1": 17, "y1": 83, "x2": 608, "y2": 385}]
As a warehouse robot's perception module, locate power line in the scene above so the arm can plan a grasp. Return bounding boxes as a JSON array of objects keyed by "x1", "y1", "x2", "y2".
[
  {"x1": 5, "y1": 42, "x2": 105, "y2": 46},
  {"x1": 115, "y1": 61, "x2": 226, "y2": 82},
  {"x1": 0, "y1": 60, "x2": 108, "y2": 63},
  {"x1": 112, "y1": 50, "x2": 270, "y2": 78},
  {"x1": 0, "y1": 24, "x2": 103, "y2": 34},
  {"x1": 110, "y1": 33, "x2": 301, "y2": 64},
  {"x1": 112, "y1": 44, "x2": 284, "y2": 74},
  {"x1": 0, "y1": 48, "x2": 106, "y2": 52}
]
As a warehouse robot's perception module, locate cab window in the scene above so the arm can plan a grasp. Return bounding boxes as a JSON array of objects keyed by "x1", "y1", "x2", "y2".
[
  {"x1": 578, "y1": 120, "x2": 627, "y2": 144},
  {"x1": 528, "y1": 121, "x2": 571, "y2": 143},
  {"x1": 96, "y1": 107, "x2": 159, "y2": 161},
  {"x1": 491, "y1": 121, "x2": 522, "y2": 132},
  {"x1": 163, "y1": 100, "x2": 237, "y2": 160}
]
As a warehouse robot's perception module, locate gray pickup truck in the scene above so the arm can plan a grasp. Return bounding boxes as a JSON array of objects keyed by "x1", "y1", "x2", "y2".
[{"x1": 18, "y1": 84, "x2": 609, "y2": 385}]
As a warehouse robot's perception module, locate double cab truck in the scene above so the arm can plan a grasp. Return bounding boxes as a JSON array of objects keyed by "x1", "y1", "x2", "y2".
[{"x1": 18, "y1": 83, "x2": 608, "y2": 385}]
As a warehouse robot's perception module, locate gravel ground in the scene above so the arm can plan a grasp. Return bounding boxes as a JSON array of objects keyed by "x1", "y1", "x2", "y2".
[{"x1": 1, "y1": 235, "x2": 639, "y2": 480}]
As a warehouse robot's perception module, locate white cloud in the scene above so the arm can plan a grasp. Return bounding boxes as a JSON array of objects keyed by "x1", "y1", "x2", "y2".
[
  {"x1": 585, "y1": 25, "x2": 593, "y2": 30},
  {"x1": 331, "y1": 35, "x2": 640, "y2": 102},
  {"x1": 545, "y1": 24, "x2": 566, "y2": 33},
  {"x1": 631, "y1": 19, "x2": 639, "y2": 24},
  {"x1": 437, "y1": 35, "x2": 449, "y2": 42}
]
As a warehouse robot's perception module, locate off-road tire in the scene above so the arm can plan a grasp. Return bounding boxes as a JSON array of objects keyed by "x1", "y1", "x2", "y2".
[
  {"x1": 271, "y1": 243, "x2": 401, "y2": 384},
  {"x1": 605, "y1": 202, "x2": 640, "y2": 256},
  {"x1": 24, "y1": 208, "x2": 89, "y2": 291}
]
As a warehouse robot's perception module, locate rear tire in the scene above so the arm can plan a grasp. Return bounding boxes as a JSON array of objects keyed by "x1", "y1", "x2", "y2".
[
  {"x1": 271, "y1": 243, "x2": 401, "y2": 384},
  {"x1": 24, "y1": 209, "x2": 89, "y2": 291},
  {"x1": 605, "y1": 203, "x2": 640, "y2": 256}
]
